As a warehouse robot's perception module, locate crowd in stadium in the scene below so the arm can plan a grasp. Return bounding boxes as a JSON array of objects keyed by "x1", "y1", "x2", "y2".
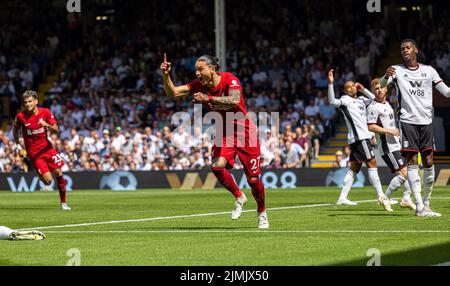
[
  {"x1": 414, "y1": 18, "x2": 450, "y2": 82},
  {"x1": 0, "y1": 2, "x2": 64, "y2": 118},
  {"x1": 1, "y1": 1, "x2": 448, "y2": 173}
]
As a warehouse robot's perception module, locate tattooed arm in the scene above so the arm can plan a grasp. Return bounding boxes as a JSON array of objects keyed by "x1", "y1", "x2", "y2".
[
  {"x1": 192, "y1": 90, "x2": 241, "y2": 109},
  {"x1": 210, "y1": 90, "x2": 241, "y2": 108}
]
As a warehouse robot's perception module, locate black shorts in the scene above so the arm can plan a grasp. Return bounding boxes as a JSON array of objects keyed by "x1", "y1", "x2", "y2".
[
  {"x1": 400, "y1": 122, "x2": 435, "y2": 153},
  {"x1": 350, "y1": 139, "x2": 375, "y2": 163},
  {"x1": 382, "y1": 151, "x2": 406, "y2": 173}
]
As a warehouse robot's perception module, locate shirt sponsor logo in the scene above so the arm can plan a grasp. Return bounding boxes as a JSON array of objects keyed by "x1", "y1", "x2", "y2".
[
  {"x1": 409, "y1": 81, "x2": 423, "y2": 88},
  {"x1": 230, "y1": 80, "x2": 239, "y2": 87},
  {"x1": 26, "y1": 127, "x2": 45, "y2": 136}
]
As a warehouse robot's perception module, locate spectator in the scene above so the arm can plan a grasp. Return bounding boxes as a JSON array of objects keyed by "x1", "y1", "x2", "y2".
[
  {"x1": 282, "y1": 141, "x2": 302, "y2": 168},
  {"x1": 304, "y1": 99, "x2": 320, "y2": 118},
  {"x1": 1, "y1": 0, "x2": 394, "y2": 172}
]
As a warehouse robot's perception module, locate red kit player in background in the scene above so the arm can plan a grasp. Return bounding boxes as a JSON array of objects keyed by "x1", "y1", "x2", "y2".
[
  {"x1": 13, "y1": 90, "x2": 71, "y2": 210},
  {"x1": 161, "y1": 54, "x2": 268, "y2": 228}
]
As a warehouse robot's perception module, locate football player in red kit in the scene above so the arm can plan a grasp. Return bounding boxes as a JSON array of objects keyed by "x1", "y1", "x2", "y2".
[
  {"x1": 161, "y1": 54, "x2": 268, "y2": 228},
  {"x1": 13, "y1": 90, "x2": 71, "y2": 210}
]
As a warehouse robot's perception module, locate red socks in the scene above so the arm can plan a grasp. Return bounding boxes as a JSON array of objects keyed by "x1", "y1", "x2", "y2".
[
  {"x1": 212, "y1": 167, "x2": 243, "y2": 198},
  {"x1": 248, "y1": 179, "x2": 266, "y2": 213},
  {"x1": 56, "y1": 175, "x2": 67, "y2": 204},
  {"x1": 211, "y1": 167, "x2": 266, "y2": 212}
]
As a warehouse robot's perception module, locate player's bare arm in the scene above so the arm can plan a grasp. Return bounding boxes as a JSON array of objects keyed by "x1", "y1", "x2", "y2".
[
  {"x1": 368, "y1": 124, "x2": 400, "y2": 137},
  {"x1": 192, "y1": 92, "x2": 209, "y2": 102},
  {"x1": 210, "y1": 90, "x2": 241, "y2": 108},
  {"x1": 12, "y1": 122, "x2": 25, "y2": 158},
  {"x1": 39, "y1": 118, "x2": 59, "y2": 134},
  {"x1": 160, "y1": 53, "x2": 190, "y2": 98},
  {"x1": 193, "y1": 90, "x2": 241, "y2": 109}
]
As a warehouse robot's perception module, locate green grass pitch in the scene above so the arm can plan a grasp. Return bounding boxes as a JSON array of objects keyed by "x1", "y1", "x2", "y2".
[{"x1": 1, "y1": 187, "x2": 449, "y2": 266}]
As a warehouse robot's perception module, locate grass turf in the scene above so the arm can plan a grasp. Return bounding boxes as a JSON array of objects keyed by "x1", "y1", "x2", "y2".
[{"x1": 0, "y1": 187, "x2": 449, "y2": 266}]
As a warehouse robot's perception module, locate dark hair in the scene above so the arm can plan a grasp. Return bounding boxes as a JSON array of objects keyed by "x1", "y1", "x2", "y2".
[
  {"x1": 22, "y1": 90, "x2": 38, "y2": 100},
  {"x1": 401, "y1": 39, "x2": 418, "y2": 49},
  {"x1": 196, "y1": 55, "x2": 220, "y2": 71}
]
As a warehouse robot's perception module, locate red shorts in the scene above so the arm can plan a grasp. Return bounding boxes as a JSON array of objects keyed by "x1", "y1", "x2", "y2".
[
  {"x1": 212, "y1": 136, "x2": 261, "y2": 177},
  {"x1": 31, "y1": 148, "x2": 65, "y2": 176}
]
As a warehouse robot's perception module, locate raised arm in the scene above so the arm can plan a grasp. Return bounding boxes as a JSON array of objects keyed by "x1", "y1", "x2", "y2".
[
  {"x1": 160, "y1": 53, "x2": 190, "y2": 98},
  {"x1": 327, "y1": 69, "x2": 342, "y2": 107}
]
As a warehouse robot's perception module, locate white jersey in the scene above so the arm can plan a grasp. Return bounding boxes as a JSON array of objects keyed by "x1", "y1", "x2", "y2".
[
  {"x1": 366, "y1": 100, "x2": 401, "y2": 155},
  {"x1": 385, "y1": 64, "x2": 443, "y2": 125},
  {"x1": 336, "y1": 95, "x2": 373, "y2": 144},
  {"x1": 357, "y1": 95, "x2": 373, "y2": 108}
]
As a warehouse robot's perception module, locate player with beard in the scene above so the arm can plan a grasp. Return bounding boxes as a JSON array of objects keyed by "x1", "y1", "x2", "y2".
[{"x1": 160, "y1": 54, "x2": 268, "y2": 228}]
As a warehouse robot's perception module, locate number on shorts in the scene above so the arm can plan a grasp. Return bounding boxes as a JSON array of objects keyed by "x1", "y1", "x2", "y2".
[
  {"x1": 250, "y1": 156, "x2": 260, "y2": 171},
  {"x1": 52, "y1": 154, "x2": 63, "y2": 165}
]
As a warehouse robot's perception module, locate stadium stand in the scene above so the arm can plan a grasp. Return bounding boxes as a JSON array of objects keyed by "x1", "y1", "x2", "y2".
[{"x1": 2, "y1": 0, "x2": 448, "y2": 173}]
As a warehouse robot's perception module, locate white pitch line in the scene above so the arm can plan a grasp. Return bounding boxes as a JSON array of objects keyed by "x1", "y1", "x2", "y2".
[
  {"x1": 19, "y1": 197, "x2": 450, "y2": 232},
  {"x1": 42, "y1": 230, "x2": 450, "y2": 234},
  {"x1": 19, "y1": 199, "x2": 377, "y2": 231}
]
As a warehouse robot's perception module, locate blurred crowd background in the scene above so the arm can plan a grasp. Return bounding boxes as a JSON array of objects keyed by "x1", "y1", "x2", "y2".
[{"x1": 1, "y1": 0, "x2": 449, "y2": 173}]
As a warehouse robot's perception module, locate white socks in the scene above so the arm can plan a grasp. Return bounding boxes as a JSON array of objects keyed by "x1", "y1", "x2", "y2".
[
  {"x1": 385, "y1": 175, "x2": 411, "y2": 201},
  {"x1": 402, "y1": 180, "x2": 412, "y2": 201},
  {"x1": 407, "y1": 165, "x2": 424, "y2": 211},
  {"x1": 368, "y1": 168, "x2": 384, "y2": 197},
  {"x1": 385, "y1": 175, "x2": 405, "y2": 198},
  {"x1": 338, "y1": 169, "x2": 357, "y2": 201},
  {"x1": 423, "y1": 165, "x2": 435, "y2": 207}
]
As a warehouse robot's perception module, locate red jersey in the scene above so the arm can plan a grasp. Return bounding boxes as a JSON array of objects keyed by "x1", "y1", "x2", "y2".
[
  {"x1": 14, "y1": 108, "x2": 57, "y2": 160},
  {"x1": 188, "y1": 72, "x2": 247, "y2": 114},
  {"x1": 187, "y1": 72, "x2": 257, "y2": 144}
]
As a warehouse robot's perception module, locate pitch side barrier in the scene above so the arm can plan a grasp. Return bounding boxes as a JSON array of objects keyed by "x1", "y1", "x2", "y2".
[{"x1": 1, "y1": 166, "x2": 450, "y2": 192}]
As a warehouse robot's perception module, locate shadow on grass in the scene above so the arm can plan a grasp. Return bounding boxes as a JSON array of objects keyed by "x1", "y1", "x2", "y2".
[
  {"x1": 330, "y1": 242, "x2": 450, "y2": 266},
  {"x1": 134, "y1": 226, "x2": 255, "y2": 230},
  {"x1": 0, "y1": 260, "x2": 15, "y2": 266},
  {"x1": 326, "y1": 208, "x2": 410, "y2": 217},
  {"x1": 327, "y1": 213, "x2": 405, "y2": 217},
  {"x1": 0, "y1": 259, "x2": 48, "y2": 266}
]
